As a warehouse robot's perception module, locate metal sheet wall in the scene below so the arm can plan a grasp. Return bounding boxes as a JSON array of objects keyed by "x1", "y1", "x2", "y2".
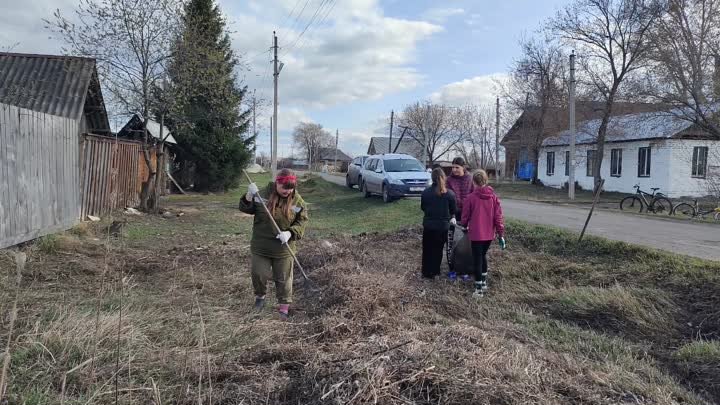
[{"x1": 0, "y1": 102, "x2": 80, "y2": 249}]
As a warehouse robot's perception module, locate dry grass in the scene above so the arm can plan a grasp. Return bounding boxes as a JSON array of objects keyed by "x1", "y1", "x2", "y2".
[{"x1": 1, "y1": 189, "x2": 719, "y2": 404}]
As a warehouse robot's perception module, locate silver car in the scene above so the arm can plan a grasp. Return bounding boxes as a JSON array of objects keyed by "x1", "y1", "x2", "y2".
[
  {"x1": 360, "y1": 154, "x2": 431, "y2": 203},
  {"x1": 345, "y1": 155, "x2": 367, "y2": 189}
]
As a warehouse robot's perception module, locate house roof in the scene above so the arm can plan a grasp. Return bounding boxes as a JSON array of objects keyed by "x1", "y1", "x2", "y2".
[
  {"x1": 542, "y1": 107, "x2": 720, "y2": 147},
  {"x1": 316, "y1": 147, "x2": 351, "y2": 161},
  {"x1": 501, "y1": 102, "x2": 667, "y2": 147},
  {"x1": 117, "y1": 114, "x2": 177, "y2": 144},
  {"x1": 0, "y1": 52, "x2": 109, "y2": 133},
  {"x1": 368, "y1": 136, "x2": 424, "y2": 158}
]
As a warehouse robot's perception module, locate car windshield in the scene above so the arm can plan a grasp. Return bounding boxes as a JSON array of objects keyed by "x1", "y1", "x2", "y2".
[{"x1": 383, "y1": 159, "x2": 424, "y2": 172}]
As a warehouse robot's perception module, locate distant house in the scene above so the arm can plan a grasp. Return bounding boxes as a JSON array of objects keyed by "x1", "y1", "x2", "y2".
[
  {"x1": 117, "y1": 114, "x2": 177, "y2": 145},
  {"x1": 501, "y1": 102, "x2": 665, "y2": 180},
  {"x1": 315, "y1": 147, "x2": 352, "y2": 172},
  {"x1": 538, "y1": 109, "x2": 720, "y2": 197},
  {"x1": 367, "y1": 137, "x2": 424, "y2": 162}
]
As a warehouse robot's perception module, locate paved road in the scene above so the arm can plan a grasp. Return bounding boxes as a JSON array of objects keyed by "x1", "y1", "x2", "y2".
[{"x1": 316, "y1": 172, "x2": 720, "y2": 261}]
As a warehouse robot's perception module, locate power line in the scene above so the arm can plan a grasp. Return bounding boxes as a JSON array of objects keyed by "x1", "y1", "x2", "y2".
[
  {"x1": 281, "y1": 0, "x2": 312, "y2": 40},
  {"x1": 282, "y1": 0, "x2": 331, "y2": 56},
  {"x1": 290, "y1": 0, "x2": 336, "y2": 55}
]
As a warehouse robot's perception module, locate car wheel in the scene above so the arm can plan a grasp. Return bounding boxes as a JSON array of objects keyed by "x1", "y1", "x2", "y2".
[
  {"x1": 346, "y1": 175, "x2": 353, "y2": 189},
  {"x1": 382, "y1": 185, "x2": 392, "y2": 203},
  {"x1": 362, "y1": 181, "x2": 371, "y2": 198}
]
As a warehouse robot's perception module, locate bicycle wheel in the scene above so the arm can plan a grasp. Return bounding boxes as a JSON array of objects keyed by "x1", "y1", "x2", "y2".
[
  {"x1": 650, "y1": 197, "x2": 673, "y2": 215},
  {"x1": 672, "y1": 203, "x2": 696, "y2": 219},
  {"x1": 714, "y1": 211, "x2": 720, "y2": 222},
  {"x1": 620, "y1": 196, "x2": 644, "y2": 213}
]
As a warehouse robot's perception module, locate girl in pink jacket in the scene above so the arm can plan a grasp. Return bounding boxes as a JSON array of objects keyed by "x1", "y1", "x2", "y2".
[{"x1": 461, "y1": 170, "x2": 506, "y2": 298}]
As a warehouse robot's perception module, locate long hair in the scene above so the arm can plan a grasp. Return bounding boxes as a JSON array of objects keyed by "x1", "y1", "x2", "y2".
[
  {"x1": 432, "y1": 168, "x2": 447, "y2": 196},
  {"x1": 268, "y1": 168, "x2": 297, "y2": 219}
]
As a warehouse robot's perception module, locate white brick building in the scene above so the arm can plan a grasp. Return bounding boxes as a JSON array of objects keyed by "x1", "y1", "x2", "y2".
[{"x1": 538, "y1": 110, "x2": 720, "y2": 198}]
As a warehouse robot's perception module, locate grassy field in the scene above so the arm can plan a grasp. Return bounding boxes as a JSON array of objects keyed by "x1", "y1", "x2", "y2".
[{"x1": 1, "y1": 175, "x2": 719, "y2": 404}]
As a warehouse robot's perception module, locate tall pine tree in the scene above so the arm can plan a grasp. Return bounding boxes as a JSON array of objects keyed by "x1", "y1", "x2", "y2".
[{"x1": 167, "y1": 0, "x2": 254, "y2": 192}]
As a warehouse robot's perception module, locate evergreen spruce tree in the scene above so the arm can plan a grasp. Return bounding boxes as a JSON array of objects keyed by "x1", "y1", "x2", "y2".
[{"x1": 167, "y1": 0, "x2": 254, "y2": 191}]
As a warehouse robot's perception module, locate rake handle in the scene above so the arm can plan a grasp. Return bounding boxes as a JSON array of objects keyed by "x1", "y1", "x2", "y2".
[{"x1": 242, "y1": 170, "x2": 309, "y2": 280}]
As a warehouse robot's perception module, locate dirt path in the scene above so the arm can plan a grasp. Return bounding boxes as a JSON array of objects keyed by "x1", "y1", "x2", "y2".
[{"x1": 317, "y1": 172, "x2": 719, "y2": 261}]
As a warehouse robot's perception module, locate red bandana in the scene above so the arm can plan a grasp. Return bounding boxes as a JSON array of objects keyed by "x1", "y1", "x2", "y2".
[{"x1": 275, "y1": 175, "x2": 297, "y2": 184}]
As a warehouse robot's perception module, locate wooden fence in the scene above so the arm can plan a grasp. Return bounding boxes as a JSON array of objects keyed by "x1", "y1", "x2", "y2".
[
  {"x1": 80, "y1": 134, "x2": 153, "y2": 218},
  {"x1": 0, "y1": 103, "x2": 81, "y2": 249}
]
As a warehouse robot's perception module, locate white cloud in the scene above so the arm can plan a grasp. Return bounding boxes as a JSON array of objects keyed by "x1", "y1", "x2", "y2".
[
  {"x1": 233, "y1": 0, "x2": 442, "y2": 110},
  {"x1": 430, "y1": 74, "x2": 509, "y2": 107},
  {"x1": 421, "y1": 7, "x2": 465, "y2": 23}
]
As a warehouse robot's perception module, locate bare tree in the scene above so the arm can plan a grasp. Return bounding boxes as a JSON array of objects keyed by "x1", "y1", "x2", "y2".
[
  {"x1": 642, "y1": 0, "x2": 720, "y2": 137},
  {"x1": 500, "y1": 35, "x2": 567, "y2": 182},
  {"x1": 399, "y1": 101, "x2": 467, "y2": 165},
  {"x1": 455, "y1": 105, "x2": 497, "y2": 169},
  {"x1": 552, "y1": 0, "x2": 663, "y2": 189},
  {"x1": 292, "y1": 122, "x2": 333, "y2": 170},
  {"x1": 46, "y1": 0, "x2": 182, "y2": 211}
]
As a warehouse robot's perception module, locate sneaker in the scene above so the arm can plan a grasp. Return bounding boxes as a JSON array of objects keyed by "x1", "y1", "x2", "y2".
[
  {"x1": 448, "y1": 271, "x2": 457, "y2": 281},
  {"x1": 472, "y1": 288, "x2": 485, "y2": 299},
  {"x1": 254, "y1": 297, "x2": 266, "y2": 310},
  {"x1": 278, "y1": 304, "x2": 290, "y2": 321},
  {"x1": 461, "y1": 274, "x2": 472, "y2": 282}
]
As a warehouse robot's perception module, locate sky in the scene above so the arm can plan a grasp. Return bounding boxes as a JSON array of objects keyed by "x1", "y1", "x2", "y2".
[{"x1": 0, "y1": 0, "x2": 572, "y2": 158}]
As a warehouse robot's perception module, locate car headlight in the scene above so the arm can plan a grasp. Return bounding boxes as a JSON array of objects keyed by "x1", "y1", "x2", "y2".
[
  {"x1": 389, "y1": 178, "x2": 404, "y2": 185},
  {"x1": 425, "y1": 179, "x2": 432, "y2": 186}
]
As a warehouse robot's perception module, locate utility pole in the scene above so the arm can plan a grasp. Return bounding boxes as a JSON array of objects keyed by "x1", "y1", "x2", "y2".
[
  {"x1": 495, "y1": 97, "x2": 500, "y2": 178},
  {"x1": 569, "y1": 51, "x2": 576, "y2": 200},
  {"x1": 272, "y1": 31, "x2": 279, "y2": 175},
  {"x1": 269, "y1": 117, "x2": 273, "y2": 169},
  {"x1": 252, "y1": 89, "x2": 257, "y2": 164},
  {"x1": 334, "y1": 129, "x2": 339, "y2": 172},
  {"x1": 389, "y1": 110, "x2": 394, "y2": 153}
]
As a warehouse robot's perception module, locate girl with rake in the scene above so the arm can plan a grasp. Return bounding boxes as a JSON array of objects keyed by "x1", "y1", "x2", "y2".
[{"x1": 239, "y1": 169, "x2": 309, "y2": 320}]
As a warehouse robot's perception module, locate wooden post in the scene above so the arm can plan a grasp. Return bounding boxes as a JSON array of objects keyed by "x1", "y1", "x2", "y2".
[{"x1": 579, "y1": 179, "x2": 605, "y2": 242}]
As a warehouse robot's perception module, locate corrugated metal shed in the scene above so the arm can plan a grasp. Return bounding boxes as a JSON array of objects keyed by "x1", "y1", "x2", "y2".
[{"x1": 0, "y1": 52, "x2": 109, "y2": 133}]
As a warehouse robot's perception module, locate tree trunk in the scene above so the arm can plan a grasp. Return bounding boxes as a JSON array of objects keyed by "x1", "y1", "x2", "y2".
[
  {"x1": 139, "y1": 116, "x2": 158, "y2": 212},
  {"x1": 593, "y1": 87, "x2": 618, "y2": 191}
]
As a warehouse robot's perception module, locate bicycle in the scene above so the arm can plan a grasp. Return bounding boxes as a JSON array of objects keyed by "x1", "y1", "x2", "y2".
[
  {"x1": 672, "y1": 199, "x2": 720, "y2": 221},
  {"x1": 619, "y1": 185, "x2": 673, "y2": 214}
]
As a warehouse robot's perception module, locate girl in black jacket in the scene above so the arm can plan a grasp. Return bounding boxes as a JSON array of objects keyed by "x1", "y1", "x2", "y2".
[{"x1": 420, "y1": 168, "x2": 457, "y2": 279}]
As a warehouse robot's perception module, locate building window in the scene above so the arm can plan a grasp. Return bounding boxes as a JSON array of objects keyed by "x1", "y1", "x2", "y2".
[
  {"x1": 546, "y1": 152, "x2": 555, "y2": 176},
  {"x1": 638, "y1": 147, "x2": 651, "y2": 177},
  {"x1": 586, "y1": 150, "x2": 596, "y2": 177},
  {"x1": 610, "y1": 149, "x2": 623, "y2": 177},
  {"x1": 565, "y1": 151, "x2": 570, "y2": 176},
  {"x1": 692, "y1": 146, "x2": 708, "y2": 178}
]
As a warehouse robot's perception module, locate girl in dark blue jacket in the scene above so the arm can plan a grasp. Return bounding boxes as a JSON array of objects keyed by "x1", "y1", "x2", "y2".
[{"x1": 420, "y1": 168, "x2": 457, "y2": 279}]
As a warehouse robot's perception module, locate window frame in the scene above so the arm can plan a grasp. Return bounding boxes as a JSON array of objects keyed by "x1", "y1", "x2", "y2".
[
  {"x1": 692, "y1": 146, "x2": 709, "y2": 178},
  {"x1": 638, "y1": 147, "x2": 651, "y2": 178},
  {"x1": 586, "y1": 150, "x2": 596, "y2": 177},
  {"x1": 565, "y1": 151, "x2": 570, "y2": 176},
  {"x1": 546, "y1": 151, "x2": 555, "y2": 176},
  {"x1": 610, "y1": 148, "x2": 623, "y2": 177}
]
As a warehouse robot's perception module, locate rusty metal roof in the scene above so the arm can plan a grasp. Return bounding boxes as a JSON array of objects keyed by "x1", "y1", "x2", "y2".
[{"x1": 0, "y1": 52, "x2": 99, "y2": 121}]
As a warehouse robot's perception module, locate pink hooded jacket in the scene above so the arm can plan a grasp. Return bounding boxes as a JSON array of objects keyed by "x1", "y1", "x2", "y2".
[{"x1": 461, "y1": 186, "x2": 505, "y2": 242}]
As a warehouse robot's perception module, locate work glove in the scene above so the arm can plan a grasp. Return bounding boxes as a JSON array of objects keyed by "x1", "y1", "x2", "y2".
[
  {"x1": 276, "y1": 231, "x2": 292, "y2": 244},
  {"x1": 245, "y1": 182, "x2": 259, "y2": 201},
  {"x1": 449, "y1": 217, "x2": 457, "y2": 226},
  {"x1": 498, "y1": 236, "x2": 506, "y2": 250}
]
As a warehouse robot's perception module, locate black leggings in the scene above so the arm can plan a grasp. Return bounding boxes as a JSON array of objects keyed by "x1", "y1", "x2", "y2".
[
  {"x1": 471, "y1": 241, "x2": 492, "y2": 281},
  {"x1": 422, "y1": 228, "x2": 447, "y2": 278}
]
